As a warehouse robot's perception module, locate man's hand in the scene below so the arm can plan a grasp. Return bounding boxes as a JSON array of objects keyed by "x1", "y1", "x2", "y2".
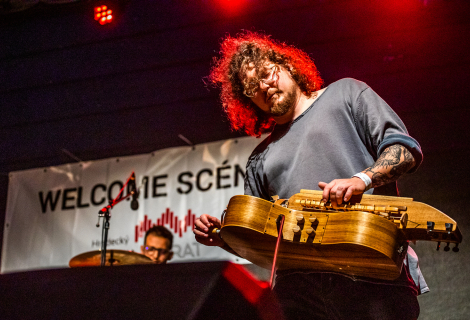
[
  {"x1": 193, "y1": 214, "x2": 225, "y2": 247},
  {"x1": 318, "y1": 145, "x2": 417, "y2": 205},
  {"x1": 318, "y1": 177, "x2": 367, "y2": 205}
]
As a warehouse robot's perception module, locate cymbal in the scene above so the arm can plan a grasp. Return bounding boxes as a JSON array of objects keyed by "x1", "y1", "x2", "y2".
[{"x1": 69, "y1": 250, "x2": 153, "y2": 267}]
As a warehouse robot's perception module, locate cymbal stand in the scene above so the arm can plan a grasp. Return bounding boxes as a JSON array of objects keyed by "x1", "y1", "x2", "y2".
[{"x1": 97, "y1": 171, "x2": 137, "y2": 266}]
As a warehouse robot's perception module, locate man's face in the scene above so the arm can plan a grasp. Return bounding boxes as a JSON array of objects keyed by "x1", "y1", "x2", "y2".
[
  {"x1": 140, "y1": 234, "x2": 173, "y2": 264},
  {"x1": 243, "y1": 62, "x2": 300, "y2": 120}
]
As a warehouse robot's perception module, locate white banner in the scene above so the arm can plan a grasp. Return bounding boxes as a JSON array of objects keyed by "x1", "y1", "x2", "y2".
[{"x1": 2, "y1": 136, "x2": 263, "y2": 273}]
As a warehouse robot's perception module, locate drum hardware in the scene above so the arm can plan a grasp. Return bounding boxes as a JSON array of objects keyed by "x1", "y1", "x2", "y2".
[
  {"x1": 69, "y1": 250, "x2": 152, "y2": 267},
  {"x1": 96, "y1": 171, "x2": 139, "y2": 266}
]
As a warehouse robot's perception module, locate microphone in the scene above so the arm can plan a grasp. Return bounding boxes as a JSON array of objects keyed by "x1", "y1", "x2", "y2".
[{"x1": 130, "y1": 172, "x2": 139, "y2": 211}]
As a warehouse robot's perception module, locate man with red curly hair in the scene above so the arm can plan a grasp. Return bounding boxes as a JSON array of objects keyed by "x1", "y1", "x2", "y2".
[{"x1": 194, "y1": 31, "x2": 427, "y2": 320}]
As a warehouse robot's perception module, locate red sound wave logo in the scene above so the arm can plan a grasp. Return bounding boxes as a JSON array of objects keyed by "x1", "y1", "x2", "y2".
[{"x1": 135, "y1": 208, "x2": 196, "y2": 242}]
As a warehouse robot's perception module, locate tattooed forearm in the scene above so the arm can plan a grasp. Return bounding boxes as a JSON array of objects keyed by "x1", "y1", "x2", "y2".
[{"x1": 364, "y1": 145, "x2": 416, "y2": 188}]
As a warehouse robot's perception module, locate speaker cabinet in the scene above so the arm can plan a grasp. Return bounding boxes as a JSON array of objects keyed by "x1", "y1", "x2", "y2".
[{"x1": 0, "y1": 261, "x2": 283, "y2": 320}]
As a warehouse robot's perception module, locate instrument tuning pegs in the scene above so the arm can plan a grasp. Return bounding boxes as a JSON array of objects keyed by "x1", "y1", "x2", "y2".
[
  {"x1": 296, "y1": 214, "x2": 305, "y2": 223},
  {"x1": 453, "y1": 244, "x2": 460, "y2": 253},
  {"x1": 427, "y1": 221, "x2": 435, "y2": 232},
  {"x1": 436, "y1": 241, "x2": 441, "y2": 251},
  {"x1": 445, "y1": 223, "x2": 453, "y2": 234},
  {"x1": 444, "y1": 243, "x2": 450, "y2": 252}
]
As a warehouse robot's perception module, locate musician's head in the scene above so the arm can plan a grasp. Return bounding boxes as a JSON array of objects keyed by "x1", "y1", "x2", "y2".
[
  {"x1": 208, "y1": 31, "x2": 323, "y2": 137},
  {"x1": 141, "y1": 225, "x2": 174, "y2": 264}
]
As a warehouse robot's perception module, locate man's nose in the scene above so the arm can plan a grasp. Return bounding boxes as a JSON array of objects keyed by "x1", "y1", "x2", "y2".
[
  {"x1": 147, "y1": 250, "x2": 159, "y2": 259},
  {"x1": 260, "y1": 76, "x2": 277, "y2": 90},
  {"x1": 259, "y1": 80, "x2": 271, "y2": 91}
]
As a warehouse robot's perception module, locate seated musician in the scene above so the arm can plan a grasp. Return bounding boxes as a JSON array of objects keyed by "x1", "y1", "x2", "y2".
[
  {"x1": 141, "y1": 226, "x2": 174, "y2": 264},
  {"x1": 193, "y1": 31, "x2": 428, "y2": 320}
]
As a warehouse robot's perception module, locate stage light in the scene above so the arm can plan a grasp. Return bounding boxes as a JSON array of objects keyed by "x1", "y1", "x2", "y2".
[
  {"x1": 216, "y1": 0, "x2": 248, "y2": 15},
  {"x1": 94, "y1": 4, "x2": 113, "y2": 25}
]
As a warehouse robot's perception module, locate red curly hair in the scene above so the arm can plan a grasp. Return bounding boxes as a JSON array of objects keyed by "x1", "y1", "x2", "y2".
[{"x1": 208, "y1": 31, "x2": 323, "y2": 137}]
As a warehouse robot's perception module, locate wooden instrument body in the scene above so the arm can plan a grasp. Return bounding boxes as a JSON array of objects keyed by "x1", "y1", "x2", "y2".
[{"x1": 220, "y1": 190, "x2": 462, "y2": 281}]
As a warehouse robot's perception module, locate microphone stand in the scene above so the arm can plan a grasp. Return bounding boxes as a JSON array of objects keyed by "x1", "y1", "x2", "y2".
[{"x1": 97, "y1": 171, "x2": 137, "y2": 267}]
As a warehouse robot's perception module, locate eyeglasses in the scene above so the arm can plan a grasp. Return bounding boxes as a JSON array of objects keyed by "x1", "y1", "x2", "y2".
[
  {"x1": 243, "y1": 65, "x2": 280, "y2": 98},
  {"x1": 144, "y1": 246, "x2": 170, "y2": 255}
]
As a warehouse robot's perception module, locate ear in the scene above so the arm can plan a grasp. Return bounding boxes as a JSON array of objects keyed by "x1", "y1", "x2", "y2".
[
  {"x1": 167, "y1": 251, "x2": 174, "y2": 261},
  {"x1": 140, "y1": 245, "x2": 145, "y2": 255}
]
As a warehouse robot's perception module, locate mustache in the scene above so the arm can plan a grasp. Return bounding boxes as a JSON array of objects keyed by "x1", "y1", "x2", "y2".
[{"x1": 266, "y1": 90, "x2": 282, "y2": 103}]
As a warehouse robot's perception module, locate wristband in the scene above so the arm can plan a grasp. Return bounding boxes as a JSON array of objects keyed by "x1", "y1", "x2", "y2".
[{"x1": 352, "y1": 172, "x2": 372, "y2": 191}]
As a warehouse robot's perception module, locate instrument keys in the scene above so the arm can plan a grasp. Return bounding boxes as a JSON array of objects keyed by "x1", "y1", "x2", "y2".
[
  {"x1": 292, "y1": 226, "x2": 301, "y2": 234},
  {"x1": 309, "y1": 217, "x2": 317, "y2": 223},
  {"x1": 296, "y1": 214, "x2": 304, "y2": 222},
  {"x1": 306, "y1": 227, "x2": 315, "y2": 236}
]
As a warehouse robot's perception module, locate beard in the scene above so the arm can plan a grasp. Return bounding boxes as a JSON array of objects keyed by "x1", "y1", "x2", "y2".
[{"x1": 268, "y1": 87, "x2": 298, "y2": 117}]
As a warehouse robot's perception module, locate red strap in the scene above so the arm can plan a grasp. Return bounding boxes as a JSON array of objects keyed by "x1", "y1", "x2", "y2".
[{"x1": 269, "y1": 214, "x2": 285, "y2": 289}]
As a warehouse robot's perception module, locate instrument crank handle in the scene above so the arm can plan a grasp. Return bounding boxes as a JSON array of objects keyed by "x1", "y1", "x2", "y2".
[{"x1": 211, "y1": 227, "x2": 221, "y2": 238}]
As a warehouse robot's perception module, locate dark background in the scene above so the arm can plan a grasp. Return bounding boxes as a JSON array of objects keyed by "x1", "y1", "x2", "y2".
[{"x1": 1, "y1": 0, "x2": 469, "y2": 318}]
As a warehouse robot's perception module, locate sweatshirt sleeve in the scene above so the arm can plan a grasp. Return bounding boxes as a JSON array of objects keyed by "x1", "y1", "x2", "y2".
[
  {"x1": 352, "y1": 80, "x2": 423, "y2": 173},
  {"x1": 243, "y1": 139, "x2": 271, "y2": 200}
]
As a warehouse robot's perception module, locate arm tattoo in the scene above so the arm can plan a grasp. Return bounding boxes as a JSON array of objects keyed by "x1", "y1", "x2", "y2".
[{"x1": 364, "y1": 145, "x2": 416, "y2": 188}]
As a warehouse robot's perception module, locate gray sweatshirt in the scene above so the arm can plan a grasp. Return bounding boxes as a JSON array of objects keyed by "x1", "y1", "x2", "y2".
[{"x1": 244, "y1": 78, "x2": 428, "y2": 294}]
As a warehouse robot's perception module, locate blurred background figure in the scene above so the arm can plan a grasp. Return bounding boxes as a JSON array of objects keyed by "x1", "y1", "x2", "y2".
[{"x1": 141, "y1": 226, "x2": 174, "y2": 264}]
